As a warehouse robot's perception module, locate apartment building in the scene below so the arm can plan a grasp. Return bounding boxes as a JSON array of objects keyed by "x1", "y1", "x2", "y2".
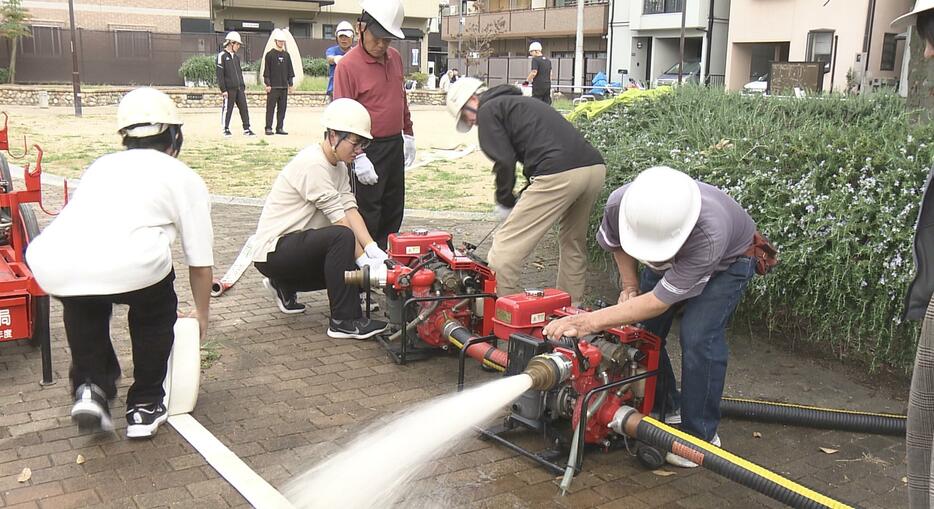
[
  {"x1": 725, "y1": 0, "x2": 912, "y2": 93},
  {"x1": 607, "y1": 0, "x2": 731, "y2": 86}
]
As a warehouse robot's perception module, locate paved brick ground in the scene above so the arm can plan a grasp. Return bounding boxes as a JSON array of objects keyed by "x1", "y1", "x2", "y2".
[{"x1": 0, "y1": 195, "x2": 910, "y2": 508}]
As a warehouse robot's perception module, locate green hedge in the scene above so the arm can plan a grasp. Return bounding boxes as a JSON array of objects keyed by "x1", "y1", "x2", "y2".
[
  {"x1": 178, "y1": 55, "x2": 216, "y2": 86},
  {"x1": 302, "y1": 57, "x2": 329, "y2": 77},
  {"x1": 574, "y1": 86, "x2": 934, "y2": 370}
]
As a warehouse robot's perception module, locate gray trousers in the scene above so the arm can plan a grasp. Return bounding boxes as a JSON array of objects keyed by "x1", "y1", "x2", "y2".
[{"x1": 909, "y1": 294, "x2": 934, "y2": 508}]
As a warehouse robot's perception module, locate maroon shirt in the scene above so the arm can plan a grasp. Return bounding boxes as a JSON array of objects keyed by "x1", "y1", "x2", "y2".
[{"x1": 333, "y1": 45, "x2": 413, "y2": 138}]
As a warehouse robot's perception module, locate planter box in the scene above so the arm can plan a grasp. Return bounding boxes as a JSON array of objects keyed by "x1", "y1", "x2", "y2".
[
  {"x1": 243, "y1": 71, "x2": 258, "y2": 87},
  {"x1": 184, "y1": 79, "x2": 210, "y2": 88}
]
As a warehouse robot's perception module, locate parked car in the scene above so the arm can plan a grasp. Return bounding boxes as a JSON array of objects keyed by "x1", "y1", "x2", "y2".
[
  {"x1": 743, "y1": 73, "x2": 769, "y2": 94},
  {"x1": 655, "y1": 60, "x2": 701, "y2": 86}
]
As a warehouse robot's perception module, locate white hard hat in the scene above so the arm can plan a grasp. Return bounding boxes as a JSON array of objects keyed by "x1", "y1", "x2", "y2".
[
  {"x1": 360, "y1": 0, "x2": 405, "y2": 40},
  {"x1": 618, "y1": 166, "x2": 701, "y2": 263},
  {"x1": 272, "y1": 28, "x2": 287, "y2": 42},
  {"x1": 445, "y1": 77, "x2": 484, "y2": 133},
  {"x1": 336, "y1": 20, "x2": 355, "y2": 38},
  {"x1": 321, "y1": 98, "x2": 372, "y2": 140},
  {"x1": 893, "y1": 0, "x2": 934, "y2": 28},
  {"x1": 116, "y1": 87, "x2": 183, "y2": 138},
  {"x1": 225, "y1": 31, "x2": 242, "y2": 45},
  {"x1": 529, "y1": 41, "x2": 543, "y2": 53}
]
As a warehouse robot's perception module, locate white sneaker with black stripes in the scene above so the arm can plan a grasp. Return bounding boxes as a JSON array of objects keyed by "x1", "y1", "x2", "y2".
[
  {"x1": 126, "y1": 402, "x2": 168, "y2": 439},
  {"x1": 71, "y1": 383, "x2": 114, "y2": 433}
]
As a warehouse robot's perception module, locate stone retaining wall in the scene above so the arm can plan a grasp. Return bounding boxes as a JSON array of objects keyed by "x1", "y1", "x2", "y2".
[{"x1": 0, "y1": 85, "x2": 446, "y2": 108}]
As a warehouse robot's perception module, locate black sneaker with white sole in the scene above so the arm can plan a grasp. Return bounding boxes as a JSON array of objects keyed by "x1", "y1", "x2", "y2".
[
  {"x1": 327, "y1": 317, "x2": 388, "y2": 340},
  {"x1": 126, "y1": 402, "x2": 168, "y2": 439},
  {"x1": 263, "y1": 278, "x2": 306, "y2": 314},
  {"x1": 71, "y1": 383, "x2": 114, "y2": 433}
]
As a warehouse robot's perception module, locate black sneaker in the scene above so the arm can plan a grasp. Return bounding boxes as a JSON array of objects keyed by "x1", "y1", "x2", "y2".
[
  {"x1": 71, "y1": 383, "x2": 114, "y2": 433},
  {"x1": 126, "y1": 402, "x2": 168, "y2": 439},
  {"x1": 244, "y1": 129, "x2": 256, "y2": 136},
  {"x1": 327, "y1": 317, "x2": 388, "y2": 340},
  {"x1": 263, "y1": 278, "x2": 305, "y2": 314},
  {"x1": 223, "y1": 129, "x2": 232, "y2": 138},
  {"x1": 275, "y1": 130, "x2": 289, "y2": 135},
  {"x1": 264, "y1": 128, "x2": 274, "y2": 135}
]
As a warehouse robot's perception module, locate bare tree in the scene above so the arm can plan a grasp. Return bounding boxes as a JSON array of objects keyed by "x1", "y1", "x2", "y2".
[
  {"x1": 453, "y1": 0, "x2": 506, "y2": 77},
  {"x1": 0, "y1": 0, "x2": 31, "y2": 84}
]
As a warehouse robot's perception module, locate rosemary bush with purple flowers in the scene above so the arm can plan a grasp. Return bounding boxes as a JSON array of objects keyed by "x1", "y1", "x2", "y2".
[{"x1": 575, "y1": 86, "x2": 934, "y2": 371}]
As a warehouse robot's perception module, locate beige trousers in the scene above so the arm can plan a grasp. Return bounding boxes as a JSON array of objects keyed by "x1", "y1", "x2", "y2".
[{"x1": 487, "y1": 163, "x2": 606, "y2": 303}]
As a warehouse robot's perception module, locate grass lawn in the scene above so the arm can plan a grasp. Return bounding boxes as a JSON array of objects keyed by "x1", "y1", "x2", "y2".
[{"x1": 247, "y1": 75, "x2": 328, "y2": 92}]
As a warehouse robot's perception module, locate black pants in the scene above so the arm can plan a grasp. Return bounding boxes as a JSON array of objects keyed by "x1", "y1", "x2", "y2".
[
  {"x1": 254, "y1": 226, "x2": 361, "y2": 321},
  {"x1": 533, "y1": 90, "x2": 552, "y2": 105},
  {"x1": 60, "y1": 270, "x2": 178, "y2": 407},
  {"x1": 265, "y1": 88, "x2": 288, "y2": 131},
  {"x1": 356, "y1": 135, "x2": 405, "y2": 249},
  {"x1": 222, "y1": 87, "x2": 250, "y2": 131}
]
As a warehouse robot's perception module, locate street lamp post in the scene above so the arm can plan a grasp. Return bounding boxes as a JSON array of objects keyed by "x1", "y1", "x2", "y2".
[{"x1": 66, "y1": 0, "x2": 82, "y2": 117}]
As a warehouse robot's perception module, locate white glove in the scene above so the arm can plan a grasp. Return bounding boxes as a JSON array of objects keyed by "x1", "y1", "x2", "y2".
[
  {"x1": 364, "y1": 242, "x2": 388, "y2": 263},
  {"x1": 403, "y1": 134, "x2": 416, "y2": 168},
  {"x1": 355, "y1": 253, "x2": 370, "y2": 269},
  {"x1": 353, "y1": 154, "x2": 378, "y2": 185},
  {"x1": 494, "y1": 203, "x2": 513, "y2": 222},
  {"x1": 366, "y1": 257, "x2": 385, "y2": 273}
]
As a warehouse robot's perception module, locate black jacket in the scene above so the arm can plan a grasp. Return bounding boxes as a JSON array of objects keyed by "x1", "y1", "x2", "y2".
[
  {"x1": 216, "y1": 50, "x2": 244, "y2": 92},
  {"x1": 906, "y1": 167, "x2": 934, "y2": 320},
  {"x1": 263, "y1": 49, "x2": 294, "y2": 88},
  {"x1": 477, "y1": 85, "x2": 604, "y2": 208}
]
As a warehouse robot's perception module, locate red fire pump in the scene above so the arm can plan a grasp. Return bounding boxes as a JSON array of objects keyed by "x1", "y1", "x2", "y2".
[{"x1": 346, "y1": 229, "x2": 666, "y2": 472}]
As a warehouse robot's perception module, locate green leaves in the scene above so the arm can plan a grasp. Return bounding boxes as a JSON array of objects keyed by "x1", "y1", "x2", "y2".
[{"x1": 576, "y1": 86, "x2": 934, "y2": 371}]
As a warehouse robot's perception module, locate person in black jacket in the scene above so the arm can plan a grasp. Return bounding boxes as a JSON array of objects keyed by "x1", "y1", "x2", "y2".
[
  {"x1": 216, "y1": 31, "x2": 254, "y2": 137},
  {"x1": 263, "y1": 29, "x2": 295, "y2": 136},
  {"x1": 444, "y1": 78, "x2": 606, "y2": 304}
]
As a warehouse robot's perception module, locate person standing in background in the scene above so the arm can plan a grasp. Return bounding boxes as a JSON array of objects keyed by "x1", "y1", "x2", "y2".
[
  {"x1": 263, "y1": 29, "x2": 295, "y2": 136},
  {"x1": 216, "y1": 31, "x2": 254, "y2": 137},
  {"x1": 526, "y1": 41, "x2": 552, "y2": 105},
  {"x1": 326, "y1": 21, "x2": 355, "y2": 101}
]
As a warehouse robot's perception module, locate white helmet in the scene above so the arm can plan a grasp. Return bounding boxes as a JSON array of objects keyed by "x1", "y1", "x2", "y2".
[
  {"x1": 225, "y1": 31, "x2": 242, "y2": 45},
  {"x1": 321, "y1": 98, "x2": 372, "y2": 140},
  {"x1": 272, "y1": 28, "x2": 287, "y2": 42},
  {"x1": 893, "y1": 0, "x2": 934, "y2": 27},
  {"x1": 116, "y1": 87, "x2": 183, "y2": 138},
  {"x1": 529, "y1": 41, "x2": 543, "y2": 53},
  {"x1": 445, "y1": 77, "x2": 484, "y2": 133},
  {"x1": 336, "y1": 20, "x2": 355, "y2": 39},
  {"x1": 618, "y1": 166, "x2": 701, "y2": 263},
  {"x1": 360, "y1": 0, "x2": 405, "y2": 40}
]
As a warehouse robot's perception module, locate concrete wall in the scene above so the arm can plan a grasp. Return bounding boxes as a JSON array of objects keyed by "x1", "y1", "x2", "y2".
[{"x1": 23, "y1": 0, "x2": 210, "y2": 33}]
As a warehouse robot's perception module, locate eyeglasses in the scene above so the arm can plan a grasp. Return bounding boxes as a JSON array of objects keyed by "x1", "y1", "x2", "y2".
[{"x1": 345, "y1": 136, "x2": 371, "y2": 150}]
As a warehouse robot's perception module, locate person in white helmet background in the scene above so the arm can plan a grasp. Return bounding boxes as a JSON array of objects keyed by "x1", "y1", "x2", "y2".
[
  {"x1": 445, "y1": 77, "x2": 606, "y2": 305},
  {"x1": 333, "y1": 0, "x2": 416, "y2": 250},
  {"x1": 326, "y1": 21, "x2": 355, "y2": 100},
  {"x1": 252, "y1": 98, "x2": 389, "y2": 340},
  {"x1": 895, "y1": 2, "x2": 934, "y2": 506},
  {"x1": 543, "y1": 166, "x2": 774, "y2": 469},
  {"x1": 263, "y1": 29, "x2": 295, "y2": 136},
  {"x1": 525, "y1": 41, "x2": 552, "y2": 104},
  {"x1": 216, "y1": 31, "x2": 255, "y2": 137},
  {"x1": 25, "y1": 87, "x2": 214, "y2": 439}
]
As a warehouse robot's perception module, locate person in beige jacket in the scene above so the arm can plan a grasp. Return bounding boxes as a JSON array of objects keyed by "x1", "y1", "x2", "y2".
[{"x1": 252, "y1": 98, "x2": 388, "y2": 340}]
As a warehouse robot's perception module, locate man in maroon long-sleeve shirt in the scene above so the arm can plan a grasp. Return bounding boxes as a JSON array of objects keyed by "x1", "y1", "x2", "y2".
[{"x1": 333, "y1": 0, "x2": 414, "y2": 249}]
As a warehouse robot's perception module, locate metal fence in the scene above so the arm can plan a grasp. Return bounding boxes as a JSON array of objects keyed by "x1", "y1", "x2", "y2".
[
  {"x1": 447, "y1": 56, "x2": 607, "y2": 90},
  {"x1": 0, "y1": 29, "x2": 423, "y2": 86}
]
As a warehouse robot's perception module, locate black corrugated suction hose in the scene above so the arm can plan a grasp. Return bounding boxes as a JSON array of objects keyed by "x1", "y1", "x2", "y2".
[
  {"x1": 633, "y1": 415, "x2": 853, "y2": 509},
  {"x1": 721, "y1": 397, "x2": 906, "y2": 436}
]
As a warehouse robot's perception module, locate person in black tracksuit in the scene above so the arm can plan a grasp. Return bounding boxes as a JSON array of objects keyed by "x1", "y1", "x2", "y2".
[
  {"x1": 263, "y1": 31, "x2": 295, "y2": 136},
  {"x1": 216, "y1": 32, "x2": 254, "y2": 137}
]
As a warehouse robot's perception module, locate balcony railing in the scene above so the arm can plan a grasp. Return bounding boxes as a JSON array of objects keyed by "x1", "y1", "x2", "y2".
[
  {"x1": 440, "y1": 2, "x2": 609, "y2": 40},
  {"x1": 643, "y1": 0, "x2": 683, "y2": 14}
]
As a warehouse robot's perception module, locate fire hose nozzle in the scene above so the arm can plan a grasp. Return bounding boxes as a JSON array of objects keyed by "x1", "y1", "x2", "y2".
[
  {"x1": 344, "y1": 265, "x2": 388, "y2": 288},
  {"x1": 524, "y1": 353, "x2": 573, "y2": 391}
]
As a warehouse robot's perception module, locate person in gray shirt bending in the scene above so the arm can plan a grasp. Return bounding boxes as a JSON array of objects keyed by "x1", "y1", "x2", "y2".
[{"x1": 544, "y1": 166, "x2": 765, "y2": 468}]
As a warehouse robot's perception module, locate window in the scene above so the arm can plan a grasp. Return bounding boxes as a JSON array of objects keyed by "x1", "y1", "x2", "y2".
[
  {"x1": 880, "y1": 32, "x2": 898, "y2": 71},
  {"x1": 322, "y1": 24, "x2": 335, "y2": 40},
  {"x1": 20, "y1": 25, "x2": 62, "y2": 57},
  {"x1": 114, "y1": 30, "x2": 151, "y2": 59},
  {"x1": 806, "y1": 30, "x2": 833, "y2": 66},
  {"x1": 289, "y1": 21, "x2": 311, "y2": 38},
  {"x1": 643, "y1": 0, "x2": 682, "y2": 14}
]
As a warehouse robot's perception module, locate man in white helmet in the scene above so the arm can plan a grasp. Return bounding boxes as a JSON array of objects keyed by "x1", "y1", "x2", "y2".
[
  {"x1": 216, "y1": 31, "x2": 255, "y2": 137},
  {"x1": 333, "y1": 0, "x2": 416, "y2": 250},
  {"x1": 445, "y1": 77, "x2": 606, "y2": 304},
  {"x1": 544, "y1": 167, "x2": 767, "y2": 468},
  {"x1": 896, "y1": 2, "x2": 934, "y2": 506},
  {"x1": 263, "y1": 29, "x2": 295, "y2": 135},
  {"x1": 326, "y1": 21, "x2": 355, "y2": 100},
  {"x1": 25, "y1": 87, "x2": 214, "y2": 439},
  {"x1": 252, "y1": 98, "x2": 388, "y2": 340},
  {"x1": 525, "y1": 41, "x2": 552, "y2": 104}
]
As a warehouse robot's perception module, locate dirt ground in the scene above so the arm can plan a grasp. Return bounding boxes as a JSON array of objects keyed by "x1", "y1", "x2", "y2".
[{"x1": 5, "y1": 104, "x2": 497, "y2": 211}]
